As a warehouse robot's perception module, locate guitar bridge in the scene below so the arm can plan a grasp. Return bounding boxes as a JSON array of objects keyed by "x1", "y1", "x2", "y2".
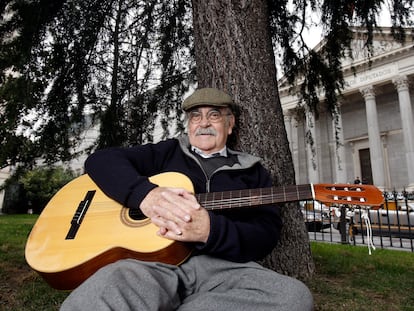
[{"x1": 65, "y1": 190, "x2": 96, "y2": 240}]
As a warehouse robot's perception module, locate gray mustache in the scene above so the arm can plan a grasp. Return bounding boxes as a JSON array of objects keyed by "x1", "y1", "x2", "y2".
[{"x1": 195, "y1": 128, "x2": 217, "y2": 136}]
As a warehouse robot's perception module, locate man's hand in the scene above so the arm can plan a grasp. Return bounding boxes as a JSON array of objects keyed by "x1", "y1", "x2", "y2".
[{"x1": 139, "y1": 187, "x2": 210, "y2": 243}]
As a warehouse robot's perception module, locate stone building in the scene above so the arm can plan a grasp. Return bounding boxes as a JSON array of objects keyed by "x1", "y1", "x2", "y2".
[
  {"x1": 0, "y1": 167, "x2": 11, "y2": 213},
  {"x1": 280, "y1": 27, "x2": 414, "y2": 191}
]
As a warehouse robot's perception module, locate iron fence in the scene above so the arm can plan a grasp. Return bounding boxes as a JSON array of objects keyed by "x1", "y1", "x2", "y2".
[{"x1": 303, "y1": 189, "x2": 414, "y2": 253}]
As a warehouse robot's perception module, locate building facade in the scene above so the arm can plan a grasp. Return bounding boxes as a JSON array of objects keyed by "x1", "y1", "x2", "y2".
[{"x1": 280, "y1": 27, "x2": 414, "y2": 191}]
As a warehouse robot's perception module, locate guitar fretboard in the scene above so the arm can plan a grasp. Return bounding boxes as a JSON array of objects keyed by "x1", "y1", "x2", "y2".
[{"x1": 196, "y1": 184, "x2": 314, "y2": 210}]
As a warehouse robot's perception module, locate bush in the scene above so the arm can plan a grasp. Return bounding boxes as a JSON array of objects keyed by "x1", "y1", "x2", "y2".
[{"x1": 2, "y1": 167, "x2": 75, "y2": 214}]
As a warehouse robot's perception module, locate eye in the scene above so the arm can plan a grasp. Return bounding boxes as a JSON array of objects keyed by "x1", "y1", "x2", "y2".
[
  {"x1": 189, "y1": 111, "x2": 202, "y2": 123},
  {"x1": 208, "y1": 110, "x2": 221, "y2": 121}
]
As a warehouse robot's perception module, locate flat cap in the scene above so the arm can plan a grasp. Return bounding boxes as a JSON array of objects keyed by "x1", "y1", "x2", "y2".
[{"x1": 182, "y1": 88, "x2": 233, "y2": 111}]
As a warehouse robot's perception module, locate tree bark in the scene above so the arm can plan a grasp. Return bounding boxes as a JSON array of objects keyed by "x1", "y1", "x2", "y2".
[{"x1": 191, "y1": 0, "x2": 314, "y2": 279}]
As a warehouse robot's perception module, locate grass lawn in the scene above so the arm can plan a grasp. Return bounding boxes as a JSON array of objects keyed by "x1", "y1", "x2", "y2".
[
  {"x1": 307, "y1": 243, "x2": 414, "y2": 310},
  {"x1": 0, "y1": 214, "x2": 68, "y2": 311},
  {"x1": 1, "y1": 214, "x2": 414, "y2": 310}
]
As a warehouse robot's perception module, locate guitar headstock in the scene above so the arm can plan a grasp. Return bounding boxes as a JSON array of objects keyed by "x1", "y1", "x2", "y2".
[{"x1": 313, "y1": 184, "x2": 384, "y2": 207}]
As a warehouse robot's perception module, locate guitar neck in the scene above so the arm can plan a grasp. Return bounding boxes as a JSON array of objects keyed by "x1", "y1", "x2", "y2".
[{"x1": 196, "y1": 184, "x2": 314, "y2": 211}]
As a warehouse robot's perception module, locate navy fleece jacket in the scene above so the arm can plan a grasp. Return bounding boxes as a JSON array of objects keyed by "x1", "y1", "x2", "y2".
[{"x1": 84, "y1": 136, "x2": 282, "y2": 262}]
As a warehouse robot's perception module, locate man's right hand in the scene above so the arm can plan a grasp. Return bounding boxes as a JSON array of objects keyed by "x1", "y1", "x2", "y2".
[{"x1": 139, "y1": 187, "x2": 210, "y2": 243}]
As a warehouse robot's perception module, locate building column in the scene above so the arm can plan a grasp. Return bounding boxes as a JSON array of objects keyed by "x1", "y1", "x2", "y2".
[
  {"x1": 360, "y1": 86, "x2": 385, "y2": 189},
  {"x1": 284, "y1": 112, "x2": 300, "y2": 184},
  {"x1": 393, "y1": 76, "x2": 414, "y2": 190},
  {"x1": 332, "y1": 105, "x2": 347, "y2": 183},
  {"x1": 292, "y1": 112, "x2": 300, "y2": 183},
  {"x1": 305, "y1": 109, "x2": 319, "y2": 184},
  {"x1": 284, "y1": 113, "x2": 293, "y2": 152},
  {"x1": 0, "y1": 167, "x2": 12, "y2": 213}
]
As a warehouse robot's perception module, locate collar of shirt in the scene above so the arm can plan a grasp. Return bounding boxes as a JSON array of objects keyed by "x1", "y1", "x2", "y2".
[{"x1": 190, "y1": 146, "x2": 228, "y2": 158}]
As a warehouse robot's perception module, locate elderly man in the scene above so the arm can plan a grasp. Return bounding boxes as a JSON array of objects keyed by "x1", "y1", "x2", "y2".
[{"x1": 60, "y1": 88, "x2": 313, "y2": 311}]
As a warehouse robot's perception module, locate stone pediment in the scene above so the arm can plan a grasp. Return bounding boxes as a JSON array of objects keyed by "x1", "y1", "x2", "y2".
[
  {"x1": 343, "y1": 38, "x2": 402, "y2": 66},
  {"x1": 278, "y1": 26, "x2": 414, "y2": 94},
  {"x1": 342, "y1": 27, "x2": 413, "y2": 68}
]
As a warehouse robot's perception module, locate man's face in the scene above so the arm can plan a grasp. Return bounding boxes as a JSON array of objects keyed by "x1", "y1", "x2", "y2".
[{"x1": 187, "y1": 106, "x2": 235, "y2": 154}]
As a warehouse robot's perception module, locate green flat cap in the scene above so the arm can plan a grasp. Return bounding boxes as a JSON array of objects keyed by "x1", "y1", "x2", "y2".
[{"x1": 182, "y1": 88, "x2": 233, "y2": 111}]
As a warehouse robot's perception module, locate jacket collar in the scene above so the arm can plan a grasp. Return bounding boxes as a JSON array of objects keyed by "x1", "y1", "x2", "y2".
[{"x1": 177, "y1": 135, "x2": 262, "y2": 169}]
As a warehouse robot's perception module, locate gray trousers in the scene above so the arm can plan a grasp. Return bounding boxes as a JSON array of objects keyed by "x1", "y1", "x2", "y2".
[{"x1": 60, "y1": 255, "x2": 313, "y2": 311}]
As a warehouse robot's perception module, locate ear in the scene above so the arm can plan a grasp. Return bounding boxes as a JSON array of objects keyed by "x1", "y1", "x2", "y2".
[{"x1": 227, "y1": 114, "x2": 235, "y2": 134}]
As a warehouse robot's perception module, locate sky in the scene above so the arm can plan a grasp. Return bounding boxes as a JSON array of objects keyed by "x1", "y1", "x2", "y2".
[
  {"x1": 303, "y1": 3, "x2": 394, "y2": 49},
  {"x1": 273, "y1": 3, "x2": 396, "y2": 79}
]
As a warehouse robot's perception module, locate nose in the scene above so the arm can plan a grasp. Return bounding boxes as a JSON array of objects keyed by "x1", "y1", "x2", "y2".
[{"x1": 199, "y1": 115, "x2": 211, "y2": 127}]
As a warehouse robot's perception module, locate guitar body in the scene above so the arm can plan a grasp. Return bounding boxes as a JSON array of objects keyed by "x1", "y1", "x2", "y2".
[{"x1": 25, "y1": 172, "x2": 194, "y2": 290}]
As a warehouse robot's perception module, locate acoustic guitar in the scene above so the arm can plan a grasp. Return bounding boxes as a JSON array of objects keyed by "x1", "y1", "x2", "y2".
[{"x1": 25, "y1": 172, "x2": 384, "y2": 290}]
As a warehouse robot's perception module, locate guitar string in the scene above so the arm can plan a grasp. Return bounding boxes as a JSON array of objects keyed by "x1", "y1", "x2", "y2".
[
  {"x1": 199, "y1": 196, "x2": 370, "y2": 209},
  {"x1": 79, "y1": 189, "x2": 367, "y2": 207},
  {"x1": 68, "y1": 191, "x2": 311, "y2": 216},
  {"x1": 198, "y1": 189, "x2": 313, "y2": 210},
  {"x1": 198, "y1": 192, "x2": 371, "y2": 209},
  {"x1": 86, "y1": 191, "x2": 367, "y2": 207},
  {"x1": 76, "y1": 187, "x2": 371, "y2": 215}
]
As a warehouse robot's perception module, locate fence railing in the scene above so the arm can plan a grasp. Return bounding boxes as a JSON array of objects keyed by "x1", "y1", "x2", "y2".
[{"x1": 303, "y1": 190, "x2": 414, "y2": 252}]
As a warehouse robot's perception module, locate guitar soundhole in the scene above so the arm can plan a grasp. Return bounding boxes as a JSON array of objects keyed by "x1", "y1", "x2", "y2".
[
  {"x1": 128, "y1": 209, "x2": 147, "y2": 221},
  {"x1": 120, "y1": 208, "x2": 151, "y2": 227}
]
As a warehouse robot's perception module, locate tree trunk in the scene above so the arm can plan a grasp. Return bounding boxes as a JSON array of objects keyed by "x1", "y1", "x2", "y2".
[{"x1": 191, "y1": 0, "x2": 314, "y2": 279}]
